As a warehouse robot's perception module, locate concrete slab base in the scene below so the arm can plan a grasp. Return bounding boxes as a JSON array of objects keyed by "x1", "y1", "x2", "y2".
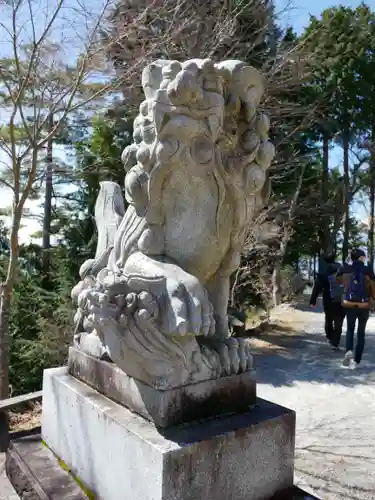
[
  {"x1": 68, "y1": 347, "x2": 256, "y2": 427},
  {"x1": 5, "y1": 435, "x2": 86, "y2": 499},
  {"x1": 41, "y1": 367, "x2": 296, "y2": 500},
  {"x1": 5, "y1": 434, "x2": 321, "y2": 500}
]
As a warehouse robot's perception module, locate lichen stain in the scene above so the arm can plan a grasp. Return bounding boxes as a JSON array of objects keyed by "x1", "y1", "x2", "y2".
[{"x1": 42, "y1": 440, "x2": 96, "y2": 499}]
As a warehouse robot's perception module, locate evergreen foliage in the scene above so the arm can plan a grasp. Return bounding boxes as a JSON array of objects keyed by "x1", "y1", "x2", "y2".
[{"x1": 2, "y1": 1, "x2": 375, "y2": 393}]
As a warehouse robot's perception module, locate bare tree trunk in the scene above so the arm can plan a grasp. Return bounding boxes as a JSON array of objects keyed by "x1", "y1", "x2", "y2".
[
  {"x1": 0, "y1": 284, "x2": 11, "y2": 449},
  {"x1": 321, "y1": 130, "x2": 330, "y2": 254},
  {"x1": 368, "y1": 183, "x2": 374, "y2": 269},
  {"x1": 368, "y1": 122, "x2": 375, "y2": 271},
  {"x1": 272, "y1": 263, "x2": 282, "y2": 306},
  {"x1": 313, "y1": 253, "x2": 317, "y2": 276},
  {"x1": 308, "y1": 256, "x2": 312, "y2": 280},
  {"x1": 0, "y1": 210, "x2": 21, "y2": 401},
  {"x1": 0, "y1": 291, "x2": 11, "y2": 400},
  {"x1": 272, "y1": 228, "x2": 287, "y2": 307},
  {"x1": 230, "y1": 266, "x2": 241, "y2": 309},
  {"x1": 42, "y1": 113, "x2": 54, "y2": 276},
  {"x1": 272, "y1": 163, "x2": 306, "y2": 306},
  {"x1": 342, "y1": 128, "x2": 350, "y2": 263}
]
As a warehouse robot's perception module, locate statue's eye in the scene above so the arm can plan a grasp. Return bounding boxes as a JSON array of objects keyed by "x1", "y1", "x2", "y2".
[{"x1": 191, "y1": 137, "x2": 214, "y2": 164}]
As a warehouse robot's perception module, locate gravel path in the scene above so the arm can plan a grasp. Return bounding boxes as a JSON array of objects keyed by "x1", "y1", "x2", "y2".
[
  {"x1": 255, "y1": 303, "x2": 375, "y2": 500},
  {"x1": 0, "y1": 455, "x2": 18, "y2": 500}
]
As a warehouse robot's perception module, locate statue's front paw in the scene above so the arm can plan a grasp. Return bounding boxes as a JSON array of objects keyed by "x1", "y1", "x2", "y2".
[
  {"x1": 223, "y1": 338, "x2": 253, "y2": 375},
  {"x1": 166, "y1": 279, "x2": 215, "y2": 337},
  {"x1": 122, "y1": 252, "x2": 216, "y2": 337},
  {"x1": 77, "y1": 331, "x2": 109, "y2": 360}
]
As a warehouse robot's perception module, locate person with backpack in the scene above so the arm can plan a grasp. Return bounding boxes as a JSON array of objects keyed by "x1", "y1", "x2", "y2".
[
  {"x1": 310, "y1": 252, "x2": 346, "y2": 350},
  {"x1": 337, "y1": 248, "x2": 375, "y2": 368}
]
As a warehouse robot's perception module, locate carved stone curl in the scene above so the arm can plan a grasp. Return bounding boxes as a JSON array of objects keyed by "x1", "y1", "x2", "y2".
[{"x1": 71, "y1": 58, "x2": 275, "y2": 389}]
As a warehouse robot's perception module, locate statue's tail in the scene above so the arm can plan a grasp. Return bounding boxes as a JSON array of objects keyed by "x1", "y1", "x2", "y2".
[
  {"x1": 79, "y1": 181, "x2": 125, "y2": 279},
  {"x1": 94, "y1": 181, "x2": 125, "y2": 259}
]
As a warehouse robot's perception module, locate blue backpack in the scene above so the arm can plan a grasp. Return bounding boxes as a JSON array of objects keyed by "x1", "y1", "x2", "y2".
[
  {"x1": 328, "y1": 273, "x2": 344, "y2": 303},
  {"x1": 344, "y1": 271, "x2": 369, "y2": 304}
]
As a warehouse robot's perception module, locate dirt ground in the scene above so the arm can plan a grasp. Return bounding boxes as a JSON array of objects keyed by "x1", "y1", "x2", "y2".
[{"x1": 8, "y1": 403, "x2": 41, "y2": 433}]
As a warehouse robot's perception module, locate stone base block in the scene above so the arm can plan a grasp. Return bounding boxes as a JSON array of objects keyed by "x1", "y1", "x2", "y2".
[
  {"x1": 5, "y1": 435, "x2": 320, "y2": 500},
  {"x1": 68, "y1": 347, "x2": 256, "y2": 428},
  {"x1": 42, "y1": 367, "x2": 296, "y2": 500}
]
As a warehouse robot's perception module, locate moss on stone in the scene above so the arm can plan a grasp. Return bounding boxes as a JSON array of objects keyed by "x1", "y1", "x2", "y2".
[{"x1": 42, "y1": 440, "x2": 96, "y2": 499}]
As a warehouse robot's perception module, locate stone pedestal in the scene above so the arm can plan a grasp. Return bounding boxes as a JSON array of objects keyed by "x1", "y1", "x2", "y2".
[
  {"x1": 5, "y1": 435, "x2": 320, "y2": 500},
  {"x1": 68, "y1": 347, "x2": 257, "y2": 427},
  {"x1": 41, "y1": 366, "x2": 296, "y2": 500}
]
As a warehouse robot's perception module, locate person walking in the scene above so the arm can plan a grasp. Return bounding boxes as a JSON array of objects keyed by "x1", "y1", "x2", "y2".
[
  {"x1": 337, "y1": 248, "x2": 375, "y2": 369},
  {"x1": 310, "y1": 253, "x2": 346, "y2": 350}
]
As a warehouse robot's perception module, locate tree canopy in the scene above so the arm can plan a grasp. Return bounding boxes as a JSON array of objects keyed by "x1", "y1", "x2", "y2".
[{"x1": 2, "y1": 1, "x2": 375, "y2": 395}]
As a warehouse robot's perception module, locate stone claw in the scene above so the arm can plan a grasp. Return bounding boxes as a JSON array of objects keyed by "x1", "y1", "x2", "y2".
[
  {"x1": 245, "y1": 343, "x2": 254, "y2": 371},
  {"x1": 237, "y1": 338, "x2": 248, "y2": 373},
  {"x1": 170, "y1": 292, "x2": 188, "y2": 335},
  {"x1": 201, "y1": 292, "x2": 215, "y2": 336},
  {"x1": 218, "y1": 344, "x2": 231, "y2": 375},
  {"x1": 226, "y1": 338, "x2": 240, "y2": 374}
]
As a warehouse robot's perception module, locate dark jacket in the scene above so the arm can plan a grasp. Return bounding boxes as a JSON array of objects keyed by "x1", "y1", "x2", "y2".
[
  {"x1": 310, "y1": 259, "x2": 340, "y2": 309},
  {"x1": 336, "y1": 261, "x2": 375, "y2": 309}
]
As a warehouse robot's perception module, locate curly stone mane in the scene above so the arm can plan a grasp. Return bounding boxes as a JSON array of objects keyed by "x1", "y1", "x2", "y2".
[{"x1": 108, "y1": 58, "x2": 273, "y2": 278}]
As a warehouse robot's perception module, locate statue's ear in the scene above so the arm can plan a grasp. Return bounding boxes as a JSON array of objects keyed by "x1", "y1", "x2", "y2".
[
  {"x1": 141, "y1": 61, "x2": 165, "y2": 100},
  {"x1": 142, "y1": 60, "x2": 181, "y2": 100},
  {"x1": 216, "y1": 61, "x2": 265, "y2": 123}
]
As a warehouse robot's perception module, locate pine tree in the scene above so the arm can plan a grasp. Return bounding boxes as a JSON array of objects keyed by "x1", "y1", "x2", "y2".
[{"x1": 301, "y1": 5, "x2": 374, "y2": 260}]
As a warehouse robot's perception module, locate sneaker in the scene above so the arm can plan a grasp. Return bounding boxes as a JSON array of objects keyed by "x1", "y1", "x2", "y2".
[
  {"x1": 343, "y1": 350, "x2": 353, "y2": 367},
  {"x1": 350, "y1": 360, "x2": 358, "y2": 370},
  {"x1": 332, "y1": 346, "x2": 340, "y2": 351}
]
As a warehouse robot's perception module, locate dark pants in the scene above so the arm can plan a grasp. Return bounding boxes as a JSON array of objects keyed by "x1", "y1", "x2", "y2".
[
  {"x1": 324, "y1": 302, "x2": 346, "y2": 347},
  {"x1": 345, "y1": 308, "x2": 370, "y2": 364}
]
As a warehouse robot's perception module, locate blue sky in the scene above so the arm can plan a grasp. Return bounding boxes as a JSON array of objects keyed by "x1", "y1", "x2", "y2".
[
  {"x1": 276, "y1": 0, "x2": 370, "y2": 225},
  {"x1": 275, "y1": 0, "x2": 369, "y2": 34},
  {"x1": 0, "y1": 0, "x2": 371, "y2": 241}
]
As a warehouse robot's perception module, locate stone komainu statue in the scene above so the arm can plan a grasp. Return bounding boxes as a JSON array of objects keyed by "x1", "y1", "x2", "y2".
[{"x1": 71, "y1": 59, "x2": 275, "y2": 390}]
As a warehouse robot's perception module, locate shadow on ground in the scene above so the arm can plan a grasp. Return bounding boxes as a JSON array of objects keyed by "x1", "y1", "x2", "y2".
[
  {"x1": 293, "y1": 302, "x2": 324, "y2": 313},
  {"x1": 252, "y1": 304, "x2": 375, "y2": 389}
]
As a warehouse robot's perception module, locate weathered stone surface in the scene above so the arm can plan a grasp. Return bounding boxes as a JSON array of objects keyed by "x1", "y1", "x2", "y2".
[
  {"x1": 42, "y1": 367, "x2": 295, "y2": 500},
  {"x1": 70, "y1": 58, "x2": 275, "y2": 390},
  {"x1": 5, "y1": 435, "x2": 87, "y2": 500},
  {"x1": 68, "y1": 346, "x2": 256, "y2": 427},
  {"x1": 4, "y1": 438, "x2": 320, "y2": 500}
]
